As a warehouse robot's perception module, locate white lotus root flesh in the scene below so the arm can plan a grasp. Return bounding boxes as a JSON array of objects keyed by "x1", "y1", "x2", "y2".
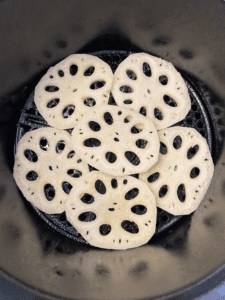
[
  {"x1": 34, "y1": 54, "x2": 114, "y2": 129},
  {"x1": 112, "y1": 53, "x2": 191, "y2": 130},
  {"x1": 66, "y1": 172, "x2": 156, "y2": 250},
  {"x1": 139, "y1": 127, "x2": 214, "y2": 215},
  {"x1": 71, "y1": 105, "x2": 159, "y2": 176},
  {"x1": 13, "y1": 127, "x2": 89, "y2": 214}
]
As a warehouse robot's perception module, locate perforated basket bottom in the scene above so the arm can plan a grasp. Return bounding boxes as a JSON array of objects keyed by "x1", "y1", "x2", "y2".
[{"x1": 15, "y1": 50, "x2": 212, "y2": 244}]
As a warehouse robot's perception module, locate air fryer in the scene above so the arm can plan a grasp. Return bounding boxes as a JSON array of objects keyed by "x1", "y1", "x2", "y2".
[{"x1": 0, "y1": 1, "x2": 225, "y2": 299}]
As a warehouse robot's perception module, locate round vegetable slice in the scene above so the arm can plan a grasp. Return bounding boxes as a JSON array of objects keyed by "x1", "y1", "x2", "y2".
[
  {"x1": 139, "y1": 127, "x2": 214, "y2": 215},
  {"x1": 34, "y1": 54, "x2": 113, "y2": 129},
  {"x1": 112, "y1": 53, "x2": 191, "y2": 130},
  {"x1": 71, "y1": 105, "x2": 159, "y2": 176},
  {"x1": 13, "y1": 127, "x2": 89, "y2": 214},
  {"x1": 66, "y1": 172, "x2": 156, "y2": 250}
]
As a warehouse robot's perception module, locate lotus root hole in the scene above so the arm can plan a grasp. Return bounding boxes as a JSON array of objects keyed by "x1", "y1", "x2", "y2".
[
  {"x1": 78, "y1": 212, "x2": 96, "y2": 222},
  {"x1": 84, "y1": 66, "x2": 95, "y2": 76},
  {"x1": 125, "y1": 188, "x2": 139, "y2": 200},
  {"x1": 111, "y1": 179, "x2": 118, "y2": 188},
  {"x1": 80, "y1": 193, "x2": 94, "y2": 204},
  {"x1": 121, "y1": 220, "x2": 139, "y2": 234},
  {"x1": 154, "y1": 108, "x2": 163, "y2": 120},
  {"x1": 124, "y1": 115, "x2": 132, "y2": 123},
  {"x1": 147, "y1": 172, "x2": 160, "y2": 183},
  {"x1": 143, "y1": 62, "x2": 151, "y2": 77},
  {"x1": 131, "y1": 205, "x2": 147, "y2": 215},
  {"x1": 139, "y1": 107, "x2": 147, "y2": 116},
  {"x1": 44, "y1": 184, "x2": 55, "y2": 201},
  {"x1": 26, "y1": 171, "x2": 38, "y2": 181},
  {"x1": 105, "y1": 152, "x2": 117, "y2": 163},
  {"x1": 56, "y1": 140, "x2": 65, "y2": 153},
  {"x1": 119, "y1": 86, "x2": 133, "y2": 93},
  {"x1": 47, "y1": 98, "x2": 60, "y2": 108},
  {"x1": 70, "y1": 64, "x2": 78, "y2": 76},
  {"x1": 67, "y1": 151, "x2": 75, "y2": 159},
  {"x1": 159, "y1": 75, "x2": 168, "y2": 85},
  {"x1": 58, "y1": 70, "x2": 64, "y2": 77},
  {"x1": 40, "y1": 138, "x2": 49, "y2": 151},
  {"x1": 190, "y1": 167, "x2": 200, "y2": 178},
  {"x1": 104, "y1": 112, "x2": 114, "y2": 125},
  {"x1": 62, "y1": 105, "x2": 75, "y2": 118},
  {"x1": 90, "y1": 81, "x2": 106, "y2": 90},
  {"x1": 177, "y1": 184, "x2": 186, "y2": 202},
  {"x1": 159, "y1": 185, "x2": 168, "y2": 198},
  {"x1": 126, "y1": 69, "x2": 137, "y2": 80},
  {"x1": 124, "y1": 100, "x2": 133, "y2": 104},
  {"x1": 83, "y1": 138, "x2": 101, "y2": 147},
  {"x1": 45, "y1": 86, "x2": 59, "y2": 92},
  {"x1": 89, "y1": 121, "x2": 101, "y2": 132},
  {"x1": 24, "y1": 149, "x2": 38, "y2": 162},
  {"x1": 173, "y1": 136, "x2": 182, "y2": 149},
  {"x1": 95, "y1": 180, "x2": 106, "y2": 194},
  {"x1": 62, "y1": 182, "x2": 73, "y2": 194},
  {"x1": 136, "y1": 139, "x2": 148, "y2": 149},
  {"x1": 67, "y1": 169, "x2": 82, "y2": 178},
  {"x1": 99, "y1": 224, "x2": 111, "y2": 236},
  {"x1": 84, "y1": 98, "x2": 96, "y2": 107},
  {"x1": 163, "y1": 95, "x2": 177, "y2": 107},
  {"x1": 187, "y1": 145, "x2": 199, "y2": 159},
  {"x1": 131, "y1": 123, "x2": 144, "y2": 134},
  {"x1": 125, "y1": 151, "x2": 141, "y2": 166}
]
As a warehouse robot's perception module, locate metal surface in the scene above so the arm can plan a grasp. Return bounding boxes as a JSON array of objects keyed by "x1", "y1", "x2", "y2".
[{"x1": 0, "y1": 1, "x2": 225, "y2": 299}]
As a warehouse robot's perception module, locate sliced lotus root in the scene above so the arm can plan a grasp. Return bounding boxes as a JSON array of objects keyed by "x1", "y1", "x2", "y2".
[
  {"x1": 34, "y1": 54, "x2": 113, "y2": 129},
  {"x1": 66, "y1": 171, "x2": 156, "y2": 250},
  {"x1": 71, "y1": 105, "x2": 159, "y2": 176},
  {"x1": 139, "y1": 127, "x2": 214, "y2": 215},
  {"x1": 112, "y1": 53, "x2": 191, "y2": 130},
  {"x1": 13, "y1": 127, "x2": 89, "y2": 214}
]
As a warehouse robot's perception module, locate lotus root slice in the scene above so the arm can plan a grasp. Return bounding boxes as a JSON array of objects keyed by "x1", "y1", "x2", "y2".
[
  {"x1": 66, "y1": 172, "x2": 156, "y2": 250},
  {"x1": 71, "y1": 105, "x2": 159, "y2": 176},
  {"x1": 34, "y1": 54, "x2": 114, "y2": 129},
  {"x1": 13, "y1": 127, "x2": 89, "y2": 214},
  {"x1": 139, "y1": 127, "x2": 214, "y2": 215},
  {"x1": 112, "y1": 53, "x2": 191, "y2": 130}
]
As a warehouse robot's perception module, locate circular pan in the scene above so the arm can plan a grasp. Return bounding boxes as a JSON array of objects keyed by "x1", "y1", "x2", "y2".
[{"x1": 14, "y1": 50, "x2": 213, "y2": 244}]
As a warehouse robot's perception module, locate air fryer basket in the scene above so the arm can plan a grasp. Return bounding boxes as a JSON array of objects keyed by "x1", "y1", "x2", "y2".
[
  {"x1": 15, "y1": 50, "x2": 213, "y2": 242},
  {"x1": 0, "y1": 1, "x2": 225, "y2": 300}
]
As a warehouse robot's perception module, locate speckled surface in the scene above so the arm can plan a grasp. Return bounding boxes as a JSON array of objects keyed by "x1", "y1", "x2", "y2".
[{"x1": 0, "y1": 0, "x2": 225, "y2": 299}]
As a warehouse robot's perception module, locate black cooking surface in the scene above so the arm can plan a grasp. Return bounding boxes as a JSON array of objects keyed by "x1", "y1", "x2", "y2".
[{"x1": 14, "y1": 50, "x2": 213, "y2": 244}]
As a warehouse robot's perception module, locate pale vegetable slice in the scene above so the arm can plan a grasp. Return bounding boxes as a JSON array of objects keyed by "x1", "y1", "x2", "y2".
[
  {"x1": 112, "y1": 53, "x2": 191, "y2": 130},
  {"x1": 71, "y1": 105, "x2": 159, "y2": 176},
  {"x1": 13, "y1": 127, "x2": 89, "y2": 214},
  {"x1": 139, "y1": 127, "x2": 214, "y2": 215},
  {"x1": 66, "y1": 171, "x2": 156, "y2": 250},
  {"x1": 34, "y1": 54, "x2": 113, "y2": 129}
]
